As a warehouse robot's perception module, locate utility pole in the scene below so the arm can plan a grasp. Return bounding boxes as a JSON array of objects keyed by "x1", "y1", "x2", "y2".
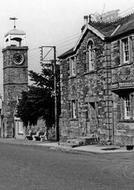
[
  {"x1": 39, "y1": 45, "x2": 59, "y2": 141},
  {"x1": 53, "y1": 46, "x2": 59, "y2": 141}
]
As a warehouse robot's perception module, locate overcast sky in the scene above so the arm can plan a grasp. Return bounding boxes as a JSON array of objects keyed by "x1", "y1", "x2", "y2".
[{"x1": 0, "y1": 0, "x2": 134, "y2": 95}]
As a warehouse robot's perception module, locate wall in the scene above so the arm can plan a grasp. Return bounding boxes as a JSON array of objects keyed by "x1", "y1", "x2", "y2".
[
  {"x1": 2, "y1": 46, "x2": 28, "y2": 138},
  {"x1": 60, "y1": 30, "x2": 112, "y2": 141},
  {"x1": 111, "y1": 35, "x2": 134, "y2": 145}
]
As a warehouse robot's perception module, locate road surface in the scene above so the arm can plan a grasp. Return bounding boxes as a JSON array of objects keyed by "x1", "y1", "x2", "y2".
[{"x1": 0, "y1": 143, "x2": 134, "y2": 190}]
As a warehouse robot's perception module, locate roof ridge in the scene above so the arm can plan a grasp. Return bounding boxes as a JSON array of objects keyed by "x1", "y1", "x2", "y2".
[
  {"x1": 90, "y1": 11, "x2": 134, "y2": 25},
  {"x1": 112, "y1": 11, "x2": 134, "y2": 24}
]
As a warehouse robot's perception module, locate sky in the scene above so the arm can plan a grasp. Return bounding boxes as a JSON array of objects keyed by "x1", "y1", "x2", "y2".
[{"x1": 0, "y1": 0, "x2": 134, "y2": 95}]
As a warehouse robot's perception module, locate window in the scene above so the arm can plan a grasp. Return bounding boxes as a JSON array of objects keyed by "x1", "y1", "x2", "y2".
[
  {"x1": 83, "y1": 52, "x2": 87, "y2": 72},
  {"x1": 69, "y1": 57, "x2": 76, "y2": 77},
  {"x1": 71, "y1": 57, "x2": 76, "y2": 76},
  {"x1": 122, "y1": 38, "x2": 129, "y2": 63},
  {"x1": 124, "y1": 95, "x2": 131, "y2": 119},
  {"x1": 120, "y1": 93, "x2": 134, "y2": 120},
  {"x1": 119, "y1": 37, "x2": 132, "y2": 65},
  {"x1": 87, "y1": 40, "x2": 95, "y2": 71},
  {"x1": 68, "y1": 100, "x2": 78, "y2": 119},
  {"x1": 72, "y1": 100, "x2": 77, "y2": 119}
]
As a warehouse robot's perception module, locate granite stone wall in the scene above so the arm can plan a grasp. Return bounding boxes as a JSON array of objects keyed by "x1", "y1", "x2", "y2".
[
  {"x1": 2, "y1": 46, "x2": 28, "y2": 138},
  {"x1": 111, "y1": 36, "x2": 134, "y2": 145},
  {"x1": 60, "y1": 28, "x2": 134, "y2": 145},
  {"x1": 59, "y1": 30, "x2": 113, "y2": 142}
]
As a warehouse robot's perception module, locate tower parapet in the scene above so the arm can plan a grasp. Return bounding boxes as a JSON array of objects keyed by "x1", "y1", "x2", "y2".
[{"x1": 4, "y1": 28, "x2": 26, "y2": 47}]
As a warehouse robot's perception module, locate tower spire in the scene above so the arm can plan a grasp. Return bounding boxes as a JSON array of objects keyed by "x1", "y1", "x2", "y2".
[{"x1": 9, "y1": 17, "x2": 18, "y2": 29}]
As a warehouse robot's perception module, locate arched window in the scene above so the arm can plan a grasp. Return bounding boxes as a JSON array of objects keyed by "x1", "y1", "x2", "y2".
[
  {"x1": 69, "y1": 56, "x2": 76, "y2": 77},
  {"x1": 87, "y1": 40, "x2": 95, "y2": 71}
]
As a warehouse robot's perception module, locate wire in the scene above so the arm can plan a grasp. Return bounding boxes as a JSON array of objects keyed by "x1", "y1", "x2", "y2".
[
  {"x1": 57, "y1": 41, "x2": 76, "y2": 48},
  {"x1": 28, "y1": 33, "x2": 80, "y2": 53},
  {"x1": 53, "y1": 33, "x2": 80, "y2": 44},
  {"x1": 54, "y1": 34, "x2": 80, "y2": 46}
]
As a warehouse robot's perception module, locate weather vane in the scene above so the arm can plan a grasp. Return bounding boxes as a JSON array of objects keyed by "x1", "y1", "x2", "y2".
[{"x1": 9, "y1": 17, "x2": 18, "y2": 29}]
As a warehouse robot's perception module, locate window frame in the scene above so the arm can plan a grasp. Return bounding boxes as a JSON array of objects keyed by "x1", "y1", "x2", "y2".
[
  {"x1": 68, "y1": 56, "x2": 76, "y2": 77},
  {"x1": 72, "y1": 100, "x2": 77, "y2": 119},
  {"x1": 68, "y1": 100, "x2": 78, "y2": 119},
  {"x1": 71, "y1": 57, "x2": 76, "y2": 76},
  {"x1": 123, "y1": 95, "x2": 131, "y2": 120},
  {"x1": 120, "y1": 93, "x2": 134, "y2": 121},
  {"x1": 87, "y1": 40, "x2": 95, "y2": 71},
  {"x1": 120, "y1": 36, "x2": 132, "y2": 65},
  {"x1": 122, "y1": 38, "x2": 129, "y2": 63}
]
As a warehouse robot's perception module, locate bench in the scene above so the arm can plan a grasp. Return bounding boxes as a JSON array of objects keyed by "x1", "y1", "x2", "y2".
[
  {"x1": 34, "y1": 132, "x2": 45, "y2": 141},
  {"x1": 26, "y1": 132, "x2": 36, "y2": 140}
]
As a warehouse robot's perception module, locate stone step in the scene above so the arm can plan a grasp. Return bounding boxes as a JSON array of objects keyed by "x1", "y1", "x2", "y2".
[
  {"x1": 60, "y1": 136, "x2": 98, "y2": 147},
  {"x1": 60, "y1": 139, "x2": 83, "y2": 148}
]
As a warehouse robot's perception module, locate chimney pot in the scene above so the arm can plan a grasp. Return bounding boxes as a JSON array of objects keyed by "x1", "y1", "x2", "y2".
[
  {"x1": 84, "y1": 15, "x2": 88, "y2": 25},
  {"x1": 89, "y1": 15, "x2": 91, "y2": 23}
]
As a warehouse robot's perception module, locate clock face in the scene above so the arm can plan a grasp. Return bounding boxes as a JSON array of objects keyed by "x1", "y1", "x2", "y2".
[{"x1": 13, "y1": 53, "x2": 25, "y2": 65}]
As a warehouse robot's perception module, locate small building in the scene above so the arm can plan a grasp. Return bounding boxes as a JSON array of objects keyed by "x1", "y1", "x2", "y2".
[{"x1": 59, "y1": 13, "x2": 134, "y2": 145}]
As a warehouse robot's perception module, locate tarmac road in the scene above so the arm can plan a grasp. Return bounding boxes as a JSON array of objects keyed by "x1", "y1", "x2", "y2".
[{"x1": 0, "y1": 142, "x2": 134, "y2": 190}]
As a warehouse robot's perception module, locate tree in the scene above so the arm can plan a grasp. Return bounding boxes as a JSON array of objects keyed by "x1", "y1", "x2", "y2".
[{"x1": 16, "y1": 63, "x2": 60, "y2": 131}]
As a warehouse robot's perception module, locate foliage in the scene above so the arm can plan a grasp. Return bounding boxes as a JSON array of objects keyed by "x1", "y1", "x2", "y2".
[{"x1": 17, "y1": 64, "x2": 60, "y2": 129}]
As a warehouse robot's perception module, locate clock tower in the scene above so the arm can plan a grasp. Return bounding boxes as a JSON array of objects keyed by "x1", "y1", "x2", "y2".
[{"x1": 2, "y1": 24, "x2": 28, "y2": 138}]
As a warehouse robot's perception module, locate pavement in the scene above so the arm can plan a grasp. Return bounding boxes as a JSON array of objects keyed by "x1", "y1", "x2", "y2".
[{"x1": 0, "y1": 138, "x2": 133, "y2": 154}]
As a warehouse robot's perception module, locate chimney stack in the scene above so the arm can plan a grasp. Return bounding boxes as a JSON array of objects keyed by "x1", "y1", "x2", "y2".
[
  {"x1": 89, "y1": 15, "x2": 91, "y2": 23},
  {"x1": 84, "y1": 15, "x2": 88, "y2": 25}
]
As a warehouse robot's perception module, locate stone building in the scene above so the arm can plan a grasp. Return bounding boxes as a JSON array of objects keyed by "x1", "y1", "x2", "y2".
[
  {"x1": 59, "y1": 13, "x2": 134, "y2": 145},
  {"x1": 1, "y1": 26, "x2": 28, "y2": 138}
]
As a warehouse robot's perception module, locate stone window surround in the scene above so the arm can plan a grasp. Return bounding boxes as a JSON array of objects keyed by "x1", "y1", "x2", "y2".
[
  {"x1": 67, "y1": 55, "x2": 77, "y2": 77},
  {"x1": 122, "y1": 37, "x2": 129, "y2": 63},
  {"x1": 68, "y1": 99, "x2": 78, "y2": 119},
  {"x1": 119, "y1": 92, "x2": 134, "y2": 121},
  {"x1": 124, "y1": 94, "x2": 131, "y2": 119},
  {"x1": 120, "y1": 36, "x2": 132, "y2": 65},
  {"x1": 72, "y1": 100, "x2": 77, "y2": 119},
  {"x1": 87, "y1": 39, "x2": 95, "y2": 72}
]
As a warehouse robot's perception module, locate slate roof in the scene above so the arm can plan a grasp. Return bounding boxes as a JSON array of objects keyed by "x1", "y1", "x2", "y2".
[
  {"x1": 90, "y1": 12, "x2": 134, "y2": 37},
  {"x1": 59, "y1": 12, "x2": 134, "y2": 59},
  {"x1": 89, "y1": 21, "x2": 119, "y2": 37},
  {"x1": 114, "y1": 18, "x2": 134, "y2": 36},
  {"x1": 58, "y1": 48, "x2": 74, "y2": 59}
]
